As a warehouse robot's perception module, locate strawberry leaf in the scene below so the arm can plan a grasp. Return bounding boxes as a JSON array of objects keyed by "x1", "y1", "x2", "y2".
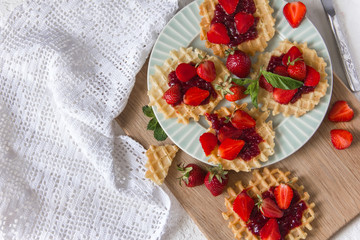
[
  {"x1": 261, "y1": 70, "x2": 303, "y2": 89},
  {"x1": 142, "y1": 105, "x2": 155, "y2": 118}
]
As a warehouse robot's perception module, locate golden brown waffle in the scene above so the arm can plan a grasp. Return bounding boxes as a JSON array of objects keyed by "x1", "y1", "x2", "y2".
[
  {"x1": 223, "y1": 168, "x2": 315, "y2": 240},
  {"x1": 199, "y1": 0, "x2": 275, "y2": 57},
  {"x1": 206, "y1": 103, "x2": 275, "y2": 172},
  {"x1": 251, "y1": 40, "x2": 329, "y2": 117},
  {"x1": 144, "y1": 145, "x2": 179, "y2": 185},
  {"x1": 148, "y1": 47, "x2": 230, "y2": 124}
]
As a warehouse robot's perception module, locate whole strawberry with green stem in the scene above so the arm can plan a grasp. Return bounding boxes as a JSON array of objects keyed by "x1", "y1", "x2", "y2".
[
  {"x1": 225, "y1": 48, "x2": 251, "y2": 78},
  {"x1": 204, "y1": 164, "x2": 229, "y2": 196},
  {"x1": 177, "y1": 163, "x2": 206, "y2": 187}
]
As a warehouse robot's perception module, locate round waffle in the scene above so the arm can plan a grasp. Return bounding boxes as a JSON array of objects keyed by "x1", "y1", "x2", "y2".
[
  {"x1": 148, "y1": 47, "x2": 230, "y2": 124},
  {"x1": 223, "y1": 168, "x2": 315, "y2": 240},
  {"x1": 199, "y1": 0, "x2": 275, "y2": 57}
]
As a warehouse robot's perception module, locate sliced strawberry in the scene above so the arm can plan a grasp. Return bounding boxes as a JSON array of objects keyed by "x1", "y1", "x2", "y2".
[
  {"x1": 331, "y1": 129, "x2": 353, "y2": 150},
  {"x1": 177, "y1": 163, "x2": 206, "y2": 187},
  {"x1": 197, "y1": 60, "x2": 217, "y2": 82},
  {"x1": 274, "y1": 184, "x2": 293, "y2": 210},
  {"x1": 217, "y1": 125, "x2": 243, "y2": 143},
  {"x1": 287, "y1": 60, "x2": 306, "y2": 81},
  {"x1": 282, "y1": 46, "x2": 302, "y2": 66},
  {"x1": 218, "y1": 0, "x2": 239, "y2": 14},
  {"x1": 204, "y1": 165, "x2": 228, "y2": 196},
  {"x1": 259, "y1": 219, "x2": 281, "y2": 240},
  {"x1": 231, "y1": 109, "x2": 256, "y2": 130},
  {"x1": 304, "y1": 65, "x2": 320, "y2": 87},
  {"x1": 328, "y1": 100, "x2": 354, "y2": 122},
  {"x1": 273, "y1": 65, "x2": 289, "y2": 77},
  {"x1": 207, "y1": 23, "x2": 230, "y2": 44},
  {"x1": 225, "y1": 85, "x2": 247, "y2": 102},
  {"x1": 233, "y1": 191, "x2": 255, "y2": 222},
  {"x1": 258, "y1": 197, "x2": 284, "y2": 218},
  {"x1": 183, "y1": 87, "x2": 210, "y2": 106},
  {"x1": 175, "y1": 63, "x2": 197, "y2": 82},
  {"x1": 283, "y1": 1, "x2": 307, "y2": 28},
  {"x1": 234, "y1": 12, "x2": 255, "y2": 34},
  {"x1": 273, "y1": 88, "x2": 298, "y2": 104},
  {"x1": 218, "y1": 138, "x2": 245, "y2": 160},
  {"x1": 259, "y1": 75, "x2": 274, "y2": 92},
  {"x1": 199, "y1": 132, "x2": 218, "y2": 156},
  {"x1": 163, "y1": 84, "x2": 182, "y2": 105}
]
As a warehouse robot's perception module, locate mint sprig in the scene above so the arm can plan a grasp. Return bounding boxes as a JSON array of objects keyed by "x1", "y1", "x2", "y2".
[
  {"x1": 232, "y1": 77, "x2": 259, "y2": 108},
  {"x1": 142, "y1": 105, "x2": 167, "y2": 141}
]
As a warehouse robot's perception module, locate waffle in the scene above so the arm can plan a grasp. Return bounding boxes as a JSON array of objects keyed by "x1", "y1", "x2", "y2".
[
  {"x1": 223, "y1": 168, "x2": 315, "y2": 240},
  {"x1": 144, "y1": 145, "x2": 179, "y2": 185},
  {"x1": 251, "y1": 40, "x2": 329, "y2": 117},
  {"x1": 148, "y1": 47, "x2": 230, "y2": 124},
  {"x1": 199, "y1": 0, "x2": 275, "y2": 57},
  {"x1": 206, "y1": 103, "x2": 275, "y2": 172}
]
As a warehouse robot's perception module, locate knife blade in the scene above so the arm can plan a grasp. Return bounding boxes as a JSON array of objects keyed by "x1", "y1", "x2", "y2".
[{"x1": 321, "y1": 0, "x2": 360, "y2": 91}]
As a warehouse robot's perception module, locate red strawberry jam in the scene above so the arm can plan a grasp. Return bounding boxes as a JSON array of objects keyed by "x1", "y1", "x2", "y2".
[
  {"x1": 205, "y1": 113, "x2": 263, "y2": 161},
  {"x1": 167, "y1": 70, "x2": 217, "y2": 106},
  {"x1": 246, "y1": 186, "x2": 308, "y2": 239},
  {"x1": 211, "y1": 0, "x2": 258, "y2": 47}
]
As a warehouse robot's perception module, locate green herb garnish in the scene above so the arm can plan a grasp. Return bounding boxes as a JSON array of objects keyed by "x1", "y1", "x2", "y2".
[{"x1": 142, "y1": 105, "x2": 167, "y2": 141}]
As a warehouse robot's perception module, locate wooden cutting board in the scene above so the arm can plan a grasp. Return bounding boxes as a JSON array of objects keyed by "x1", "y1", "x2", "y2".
[{"x1": 116, "y1": 64, "x2": 360, "y2": 240}]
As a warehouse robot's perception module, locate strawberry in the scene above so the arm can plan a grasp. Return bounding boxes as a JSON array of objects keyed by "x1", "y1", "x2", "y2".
[
  {"x1": 225, "y1": 85, "x2": 247, "y2": 102},
  {"x1": 234, "y1": 12, "x2": 255, "y2": 34},
  {"x1": 282, "y1": 46, "x2": 302, "y2": 66},
  {"x1": 328, "y1": 100, "x2": 354, "y2": 122},
  {"x1": 233, "y1": 191, "x2": 255, "y2": 222},
  {"x1": 274, "y1": 184, "x2": 293, "y2": 210},
  {"x1": 330, "y1": 129, "x2": 353, "y2": 150},
  {"x1": 217, "y1": 125, "x2": 243, "y2": 143},
  {"x1": 273, "y1": 65, "x2": 289, "y2": 77},
  {"x1": 183, "y1": 87, "x2": 210, "y2": 106},
  {"x1": 218, "y1": 138, "x2": 245, "y2": 160},
  {"x1": 163, "y1": 84, "x2": 182, "y2": 105},
  {"x1": 287, "y1": 59, "x2": 306, "y2": 81},
  {"x1": 231, "y1": 109, "x2": 256, "y2": 130},
  {"x1": 257, "y1": 197, "x2": 284, "y2": 218},
  {"x1": 197, "y1": 60, "x2": 216, "y2": 82},
  {"x1": 204, "y1": 165, "x2": 229, "y2": 196},
  {"x1": 304, "y1": 65, "x2": 320, "y2": 87},
  {"x1": 283, "y1": 1, "x2": 307, "y2": 28},
  {"x1": 175, "y1": 63, "x2": 197, "y2": 82},
  {"x1": 273, "y1": 88, "x2": 298, "y2": 104},
  {"x1": 207, "y1": 23, "x2": 230, "y2": 44},
  {"x1": 199, "y1": 132, "x2": 218, "y2": 156},
  {"x1": 177, "y1": 163, "x2": 206, "y2": 187},
  {"x1": 259, "y1": 219, "x2": 281, "y2": 240},
  {"x1": 259, "y1": 75, "x2": 274, "y2": 92},
  {"x1": 218, "y1": 0, "x2": 239, "y2": 14},
  {"x1": 226, "y1": 49, "x2": 251, "y2": 78}
]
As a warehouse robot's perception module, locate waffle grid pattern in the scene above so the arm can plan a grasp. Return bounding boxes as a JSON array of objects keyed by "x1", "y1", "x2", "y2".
[
  {"x1": 223, "y1": 168, "x2": 315, "y2": 240},
  {"x1": 199, "y1": 0, "x2": 275, "y2": 57},
  {"x1": 148, "y1": 47, "x2": 229, "y2": 124},
  {"x1": 252, "y1": 40, "x2": 329, "y2": 117}
]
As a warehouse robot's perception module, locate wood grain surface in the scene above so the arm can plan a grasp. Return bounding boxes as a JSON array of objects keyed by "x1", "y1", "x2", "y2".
[{"x1": 116, "y1": 63, "x2": 360, "y2": 240}]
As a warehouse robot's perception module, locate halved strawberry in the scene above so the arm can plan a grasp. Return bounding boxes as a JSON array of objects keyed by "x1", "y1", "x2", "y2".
[
  {"x1": 197, "y1": 60, "x2": 217, "y2": 82},
  {"x1": 218, "y1": 0, "x2": 239, "y2": 14},
  {"x1": 259, "y1": 75, "x2": 274, "y2": 92},
  {"x1": 207, "y1": 23, "x2": 230, "y2": 44},
  {"x1": 218, "y1": 138, "x2": 245, "y2": 160},
  {"x1": 259, "y1": 219, "x2": 281, "y2": 240},
  {"x1": 283, "y1": 1, "x2": 307, "y2": 28},
  {"x1": 330, "y1": 129, "x2": 353, "y2": 150},
  {"x1": 231, "y1": 109, "x2": 256, "y2": 130},
  {"x1": 234, "y1": 12, "x2": 255, "y2": 34},
  {"x1": 273, "y1": 88, "x2": 298, "y2": 104},
  {"x1": 274, "y1": 184, "x2": 293, "y2": 210},
  {"x1": 282, "y1": 46, "x2": 302, "y2": 66},
  {"x1": 183, "y1": 87, "x2": 210, "y2": 106},
  {"x1": 258, "y1": 197, "x2": 284, "y2": 218},
  {"x1": 175, "y1": 63, "x2": 197, "y2": 82},
  {"x1": 163, "y1": 84, "x2": 182, "y2": 105},
  {"x1": 217, "y1": 125, "x2": 243, "y2": 143},
  {"x1": 233, "y1": 191, "x2": 255, "y2": 222},
  {"x1": 287, "y1": 59, "x2": 306, "y2": 81},
  {"x1": 199, "y1": 132, "x2": 218, "y2": 156},
  {"x1": 273, "y1": 65, "x2": 289, "y2": 77},
  {"x1": 225, "y1": 85, "x2": 247, "y2": 102},
  {"x1": 304, "y1": 65, "x2": 320, "y2": 87},
  {"x1": 328, "y1": 100, "x2": 354, "y2": 122}
]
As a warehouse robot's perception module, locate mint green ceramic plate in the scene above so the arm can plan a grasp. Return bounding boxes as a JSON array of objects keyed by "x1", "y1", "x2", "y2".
[{"x1": 147, "y1": 0, "x2": 333, "y2": 167}]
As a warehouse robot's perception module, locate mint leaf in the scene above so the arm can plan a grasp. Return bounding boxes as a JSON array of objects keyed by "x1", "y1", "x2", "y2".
[
  {"x1": 154, "y1": 125, "x2": 167, "y2": 141},
  {"x1": 147, "y1": 118, "x2": 158, "y2": 130},
  {"x1": 244, "y1": 80, "x2": 259, "y2": 108},
  {"x1": 261, "y1": 70, "x2": 303, "y2": 90},
  {"x1": 142, "y1": 105, "x2": 154, "y2": 118},
  {"x1": 231, "y1": 78, "x2": 253, "y2": 86}
]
